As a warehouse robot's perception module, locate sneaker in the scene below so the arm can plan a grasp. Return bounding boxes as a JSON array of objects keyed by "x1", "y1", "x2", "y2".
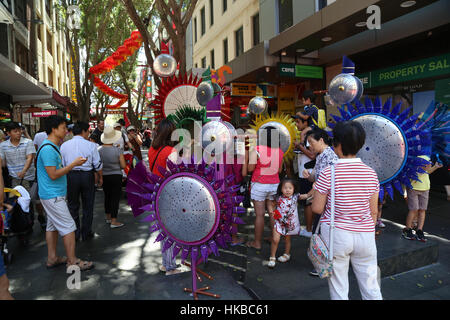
[
  {"x1": 415, "y1": 229, "x2": 427, "y2": 242},
  {"x1": 268, "y1": 257, "x2": 276, "y2": 269},
  {"x1": 376, "y1": 219, "x2": 386, "y2": 228},
  {"x1": 299, "y1": 229, "x2": 312, "y2": 238},
  {"x1": 309, "y1": 269, "x2": 319, "y2": 277},
  {"x1": 402, "y1": 228, "x2": 415, "y2": 240}
]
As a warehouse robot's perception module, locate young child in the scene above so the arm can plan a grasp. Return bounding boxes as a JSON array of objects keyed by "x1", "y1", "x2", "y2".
[
  {"x1": 403, "y1": 155, "x2": 443, "y2": 242},
  {"x1": 268, "y1": 179, "x2": 301, "y2": 268}
]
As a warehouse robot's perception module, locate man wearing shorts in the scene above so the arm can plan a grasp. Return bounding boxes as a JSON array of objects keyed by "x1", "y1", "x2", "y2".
[{"x1": 37, "y1": 116, "x2": 94, "y2": 271}]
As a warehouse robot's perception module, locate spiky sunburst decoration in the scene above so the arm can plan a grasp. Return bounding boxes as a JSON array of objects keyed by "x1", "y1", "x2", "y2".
[
  {"x1": 167, "y1": 105, "x2": 209, "y2": 128},
  {"x1": 250, "y1": 113, "x2": 300, "y2": 162},
  {"x1": 152, "y1": 73, "x2": 203, "y2": 125},
  {"x1": 329, "y1": 96, "x2": 432, "y2": 201}
]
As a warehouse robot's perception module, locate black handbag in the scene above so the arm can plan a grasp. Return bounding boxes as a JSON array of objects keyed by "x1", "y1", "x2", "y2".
[{"x1": 240, "y1": 176, "x2": 252, "y2": 208}]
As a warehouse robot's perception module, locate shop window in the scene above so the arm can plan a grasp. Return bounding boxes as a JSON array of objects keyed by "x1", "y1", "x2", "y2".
[
  {"x1": 278, "y1": 0, "x2": 293, "y2": 33},
  {"x1": 0, "y1": 24, "x2": 8, "y2": 58},
  {"x1": 209, "y1": 0, "x2": 214, "y2": 26},
  {"x1": 223, "y1": 38, "x2": 228, "y2": 64},
  {"x1": 200, "y1": 6, "x2": 205, "y2": 36},
  {"x1": 253, "y1": 13, "x2": 260, "y2": 47},
  {"x1": 235, "y1": 26, "x2": 243, "y2": 58}
]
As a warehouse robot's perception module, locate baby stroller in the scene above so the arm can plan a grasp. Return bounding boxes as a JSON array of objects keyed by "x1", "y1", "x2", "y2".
[{"x1": 1, "y1": 187, "x2": 34, "y2": 265}]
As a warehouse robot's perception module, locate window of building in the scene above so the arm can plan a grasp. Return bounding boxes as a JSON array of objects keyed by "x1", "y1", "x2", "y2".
[
  {"x1": 194, "y1": 17, "x2": 197, "y2": 43},
  {"x1": 209, "y1": 0, "x2": 214, "y2": 26},
  {"x1": 45, "y1": 0, "x2": 51, "y2": 17},
  {"x1": 223, "y1": 0, "x2": 227, "y2": 13},
  {"x1": 14, "y1": 0, "x2": 26, "y2": 24},
  {"x1": 253, "y1": 13, "x2": 260, "y2": 46},
  {"x1": 210, "y1": 49, "x2": 215, "y2": 69},
  {"x1": 223, "y1": 38, "x2": 228, "y2": 64},
  {"x1": 201, "y1": 56, "x2": 206, "y2": 68},
  {"x1": 56, "y1": 45, "x2": 60, "y2": 65},
  {"x1": 195, "y1": 63, "x2": 198, "y2": 68},
  {"x1": 2, "y1": 0, "x2": 12, "y2": 13},
  {"x1": 278, "y1": 0, "x2": 293, "y2": 33},
  {"x1": 15, "y1": 39, "x2": 28, "y2": 73},
  {"x1": 48, "y1": 67, "x2": 53, "y2": 87},
  {"x1": 37, "y1": 25, "x2": 42, "y2": 41},
  {"x1": 200, "y1": 6, "x2": 205, "y2": 36},
  {"x1": 46, "y1": 29, "x2": 52, "y2": 53},
  {"x1": 0, "y1": 24, "x2": 8, "y2": 58},
  {"x1": 235, "y1": 26, "x2": 244, "y2": 58}
]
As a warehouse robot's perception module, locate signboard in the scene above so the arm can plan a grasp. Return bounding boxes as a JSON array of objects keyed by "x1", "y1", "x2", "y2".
[
  {"x1": 32, "y1": 110, "x2": 57, "y2": 117},
  {"x1": 357, "y1": 53, "x2": 450, "y2": 88},
  {"x1": 231, "y1": 83, "x2": 276, "y2": 97},
  {"x1": 435, "y1": 77, "x2": 450, "y2": 104},
  {"x1": 295, "y1": 65, "x2": 323, "y2": 79},
  {"x1": 279, "y1": 63, "x2": 323, "y2": 79}
]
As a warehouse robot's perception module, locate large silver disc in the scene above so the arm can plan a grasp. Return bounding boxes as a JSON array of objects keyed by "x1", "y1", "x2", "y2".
[
  {"x1": 248, "y1": 96, "x2": 268, "y2": 115},
  {"x1": 202, "y1": 120, "x2": 236, "y2": 151},
  {"x1": 353, "y1": 114, "x2": 407, "y2": 183},
  {"x1": 153, "y1": 54, "x2": 177, "y2": 78},
  {"x1": 157, "y1": 176, "x2": 218, "y2": 243},
  {"x1": 329, "y1": 73, "x2": 358, "y2": 105},
  {"x1": 259, "y1": 121, "x2": 291, "y2": 153},
  {"x1": 196, "y1": 82, "x2": 214, "y2": 106}
]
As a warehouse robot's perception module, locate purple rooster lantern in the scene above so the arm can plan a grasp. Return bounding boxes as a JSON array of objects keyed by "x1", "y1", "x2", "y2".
[{"x1": 126, "y1": 158, "x2": 245, "y2": 299}]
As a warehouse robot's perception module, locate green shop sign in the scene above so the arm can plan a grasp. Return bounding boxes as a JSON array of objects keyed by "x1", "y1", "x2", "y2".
[
  {"x1": 279, "y1": 63, "x2": 323, "y2": 79},
  {"x1": 357, "y1": 53, "x2": 450, "y2": 88}
]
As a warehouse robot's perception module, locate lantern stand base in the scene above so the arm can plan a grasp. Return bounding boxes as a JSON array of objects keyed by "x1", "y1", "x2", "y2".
[{"x1": 183, "y1": 259, "x2": 220, "y2": 300}]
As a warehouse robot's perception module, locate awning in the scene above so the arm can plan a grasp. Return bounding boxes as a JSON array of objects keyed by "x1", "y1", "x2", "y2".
[
  {"x1": 0, "y1": 53, "x2": 51, "y2": 101},
  {"x1": 0, "y1": 3, "x2": 14, "y2": 24}
]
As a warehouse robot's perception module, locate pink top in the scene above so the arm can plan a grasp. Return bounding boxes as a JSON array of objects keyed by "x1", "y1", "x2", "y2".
[
  {"x1": 314, "y1": 158, "x2": 379, "y2": 233},
  {"x1": 251, "y1": 145, "x2": 284, "y2": 184}
]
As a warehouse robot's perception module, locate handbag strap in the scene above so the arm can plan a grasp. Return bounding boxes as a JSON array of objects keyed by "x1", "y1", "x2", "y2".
[
  {"x1": 151, "y1": 146, "x2": 166, "y2": 172},
  {"x1": 329, "y1": 164, "x2": 336, "y2": 263},
  {"x1": 313, "y1": 164, "x2": 336, "y2": 263}
]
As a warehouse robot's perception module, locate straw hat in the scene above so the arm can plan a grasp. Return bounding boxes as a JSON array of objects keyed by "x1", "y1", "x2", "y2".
[{"x1": 101, "y1": 125, "x2": 122, "y2": 144}]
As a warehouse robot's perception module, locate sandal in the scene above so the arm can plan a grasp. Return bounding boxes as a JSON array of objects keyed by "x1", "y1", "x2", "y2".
[
  {"x1": 268, "y1": 257, "x2": 276, "y2": 268},
  {"x1": 246, "y1": 241, "x2": 261, "y2": 250},
  {"x1": 67, "y1": 259, "x2": 95, "y2": 272},
  {"x1": 277, "y1": 253, "x2": 291, "y2": 263},
  {"x1": 166, "y1": 268, "x2": 182, "y2": 276},
  {"x1": 46, "y1": 256, "x2": 67, "y2": 269}
]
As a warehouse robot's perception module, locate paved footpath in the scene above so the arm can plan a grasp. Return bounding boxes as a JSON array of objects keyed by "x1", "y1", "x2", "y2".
[{"x1": 4, "y1": 159, "x2": 450, "y2": 300}]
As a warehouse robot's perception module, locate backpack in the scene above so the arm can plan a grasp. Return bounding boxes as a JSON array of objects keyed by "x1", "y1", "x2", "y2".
[{"x1": 310, "y1": 105, "x2": 327, "y2": 129}]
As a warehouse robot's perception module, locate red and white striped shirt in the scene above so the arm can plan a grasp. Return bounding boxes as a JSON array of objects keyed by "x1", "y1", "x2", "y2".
[{"x1": 314, "y1": 158, "x2": 379, "y2": 233}]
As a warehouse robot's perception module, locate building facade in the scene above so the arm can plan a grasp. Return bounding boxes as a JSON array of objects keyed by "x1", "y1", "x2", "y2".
[
  {"x1": 0, "y1": 0, "x2": 73, "y2": 134},
  {"x1": 186, "y1": 0, "x2": 450, "y2": 128}
]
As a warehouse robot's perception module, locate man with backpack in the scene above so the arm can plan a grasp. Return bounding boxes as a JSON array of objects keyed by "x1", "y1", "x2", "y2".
[{"x1": 36, "y1": 116, "x2": 94, "y2": 271}]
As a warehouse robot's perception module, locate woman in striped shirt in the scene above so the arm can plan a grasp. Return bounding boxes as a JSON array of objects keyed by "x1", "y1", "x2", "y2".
[{"x1": 312, "y1": 121, "x2": 382, "y2": 300}]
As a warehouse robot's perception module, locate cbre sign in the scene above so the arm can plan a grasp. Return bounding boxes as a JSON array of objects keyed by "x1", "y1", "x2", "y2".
[{"x1": 279, "y1": 63, "x2": 323, "y2": 79}]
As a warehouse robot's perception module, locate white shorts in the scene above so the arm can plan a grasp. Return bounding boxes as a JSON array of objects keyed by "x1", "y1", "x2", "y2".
[
  {"x1": 250, "y1": 182, "x2": 278, "y2": 201},
  {"x1": 41, "y1": 196, "x2": 76, "y2": 237}
]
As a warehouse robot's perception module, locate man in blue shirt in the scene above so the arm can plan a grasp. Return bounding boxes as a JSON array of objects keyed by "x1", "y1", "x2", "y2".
[
  {"x1": 61, "y1": 121, "x2": 103, "y2": 241},
  {"x1": 37, "y1": 116, "x2": 94, "y2": 271}
]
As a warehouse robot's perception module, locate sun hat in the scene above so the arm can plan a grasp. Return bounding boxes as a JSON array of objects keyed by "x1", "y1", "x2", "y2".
[
  {"x1": 113, "y1": 122, "x2": 122, "y2": 128},
  {"x1": 101, "y1": 125, "x2": 122, "y2": 144},
  {"x1": 126, "y1": 125, "x2": 136, "y2": 132}
]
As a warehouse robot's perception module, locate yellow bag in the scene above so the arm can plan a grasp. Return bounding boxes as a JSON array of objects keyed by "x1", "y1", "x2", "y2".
[{"x1": 310, "y1": 106, "x2": 327, "y2": 129}]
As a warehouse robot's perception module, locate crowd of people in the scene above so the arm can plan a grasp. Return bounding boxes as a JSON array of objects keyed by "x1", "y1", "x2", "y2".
[{"x1": 0, "y1": 90, "x2": 446, "y2": 300}]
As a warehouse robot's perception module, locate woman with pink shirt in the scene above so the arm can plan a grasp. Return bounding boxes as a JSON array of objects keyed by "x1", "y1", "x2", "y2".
[{"x1": 245, "y1": 126, "x2": 284, "y2": 250}]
